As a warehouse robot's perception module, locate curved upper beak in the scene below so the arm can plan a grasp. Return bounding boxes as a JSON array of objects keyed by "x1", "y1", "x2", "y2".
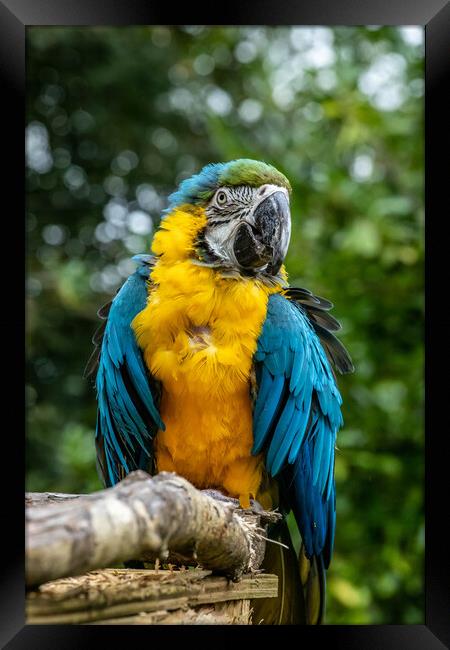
[{"x1": 233, "y1": 187, "x2": 291, "y2": 275}]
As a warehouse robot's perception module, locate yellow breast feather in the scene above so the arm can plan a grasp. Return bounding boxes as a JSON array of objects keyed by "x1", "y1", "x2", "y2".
[{"x1": 132, "y1": 206, "x2": 285, "y2": 506}]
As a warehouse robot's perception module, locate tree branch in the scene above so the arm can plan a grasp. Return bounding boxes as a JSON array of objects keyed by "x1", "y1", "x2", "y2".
[
  {"x1": 26, "y1": 569, "x2": 278, "y2": 624},
  {"x1": 26, "y1": 470, "x2": 281, "y2": 588}
]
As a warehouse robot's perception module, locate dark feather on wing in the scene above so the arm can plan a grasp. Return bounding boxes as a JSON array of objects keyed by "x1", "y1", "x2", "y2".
[
  {"x1": 284, "y1": 286, "x2": 354, "y2": 375},
  {"x1": 301, "y1": 306, "x2": 342, "y2": 332},
  {"x1": 83, "y1": 296, "x2": 117, "y2": 380},
  {"x1": 284, "y1": 287, "x2": 333, "y2": 310},
  {"x1": 311, "y1": 323, "x2": 354, "y2": 375}
]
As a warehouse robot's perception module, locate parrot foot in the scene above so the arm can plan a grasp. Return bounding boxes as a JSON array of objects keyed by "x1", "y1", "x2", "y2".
[{"x1": 201, "y1": 489, "x2": 264, "y2": 515}]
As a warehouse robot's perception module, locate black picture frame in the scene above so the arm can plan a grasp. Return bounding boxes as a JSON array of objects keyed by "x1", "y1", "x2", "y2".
[{"x1": 4, "y1": 0, "x2": 448, "y2": 647}]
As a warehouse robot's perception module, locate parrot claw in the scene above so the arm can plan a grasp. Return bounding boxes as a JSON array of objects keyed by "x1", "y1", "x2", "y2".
[{"x1": 201, "y1": 489, "x2": 265, "y2": 516}]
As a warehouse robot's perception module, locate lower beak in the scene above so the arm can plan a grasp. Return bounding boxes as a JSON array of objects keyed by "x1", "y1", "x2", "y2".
[{"x1": 233, "y1": 191, "x2": 291, "y2": 275}]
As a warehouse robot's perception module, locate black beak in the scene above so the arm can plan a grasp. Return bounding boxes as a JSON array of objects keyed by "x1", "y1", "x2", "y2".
[{"x1": 233, "y1": 191, "x2": 291, "y2": 275}]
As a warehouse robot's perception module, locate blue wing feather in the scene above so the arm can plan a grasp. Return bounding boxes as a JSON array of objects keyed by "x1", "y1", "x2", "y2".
[
  {"x1": 266, "y1": 394, "x2": 296, "y2": 474},
  {"x1": 252, "y1": 373, "x2": 285, "y2": 453},
  {"x1": 289, "y1": 346, "x2": 304, "y2": 392},
  {"x1": 93, "y1": 256, "x2": 163, "y2": 487},
  {"x1": 252, "y1": 293, "x2": 344, "y2": 569}
]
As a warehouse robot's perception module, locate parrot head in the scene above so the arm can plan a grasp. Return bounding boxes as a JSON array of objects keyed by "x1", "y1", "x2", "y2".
[{"x1": 165, "y1": 159, "x2": 292, "y2": 279}]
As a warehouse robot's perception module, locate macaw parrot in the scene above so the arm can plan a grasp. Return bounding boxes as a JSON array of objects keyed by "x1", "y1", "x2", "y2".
[{"x1": 85, "y1": 159, "x2": 353, "y2": 625}]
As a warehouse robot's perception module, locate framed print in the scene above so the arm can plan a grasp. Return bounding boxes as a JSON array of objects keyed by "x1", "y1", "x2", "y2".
[{"x1": 1, "y1": 0, "x2": 448, "y2": 646}]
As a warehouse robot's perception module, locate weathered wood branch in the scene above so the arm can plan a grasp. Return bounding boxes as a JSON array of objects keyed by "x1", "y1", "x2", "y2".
[
  {"x1": 26, "y1": 470, "x2": 281, "y2": 588},
  {"x1": 25, "y1": 492, "x2": 82, "y2": 507},
  {"x1": 27, "y1": 568, "x2": 278, "y2": 625}
]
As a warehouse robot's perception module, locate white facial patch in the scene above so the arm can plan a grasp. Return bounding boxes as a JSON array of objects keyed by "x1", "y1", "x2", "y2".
[{"x1": 201, "y1": 183, "x2": 291, "y2": 273}]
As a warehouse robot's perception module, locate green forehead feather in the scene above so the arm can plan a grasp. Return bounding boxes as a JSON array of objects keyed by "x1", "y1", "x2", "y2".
[
  {"x1": 219, "y1": 159, "x2": 292, "y2": 193},
  {"x1": 166, "y1": 158, "x2": 291, "y2": 211}
]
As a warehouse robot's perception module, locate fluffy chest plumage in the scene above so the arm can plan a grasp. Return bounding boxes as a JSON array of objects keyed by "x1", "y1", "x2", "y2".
[
  {"x1": 132, "y1": 258, "x2": 278, "y2": 503},
  {"x1": 139, "y1": 263, "x2": 271, "y2": 393}
]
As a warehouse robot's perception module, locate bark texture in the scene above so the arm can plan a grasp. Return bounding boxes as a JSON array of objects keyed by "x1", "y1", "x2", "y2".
[
  {"x1": 26, "y1": 470, "x2": 280, "y2": 588},
  {"x1": 27, "y1": 568, "x2": 277, "y2": 625}
]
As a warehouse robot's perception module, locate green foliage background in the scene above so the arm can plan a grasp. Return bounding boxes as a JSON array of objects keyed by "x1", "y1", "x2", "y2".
[{"x1": 26, "y1": 26, "x2": 424, "y2": 624}]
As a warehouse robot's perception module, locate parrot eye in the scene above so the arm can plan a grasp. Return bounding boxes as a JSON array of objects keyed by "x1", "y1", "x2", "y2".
[{"x1": 215, "y1": 190, "x2": 228, "y2": 207}]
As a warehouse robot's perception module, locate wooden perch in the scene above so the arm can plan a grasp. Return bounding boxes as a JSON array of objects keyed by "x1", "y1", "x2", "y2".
[
  {"x1": 27, "y1": 568, "x2": 278, "y2": 625},
  {"x1": 26, "y1": 470, "x2": 281, "y2": 588}
]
